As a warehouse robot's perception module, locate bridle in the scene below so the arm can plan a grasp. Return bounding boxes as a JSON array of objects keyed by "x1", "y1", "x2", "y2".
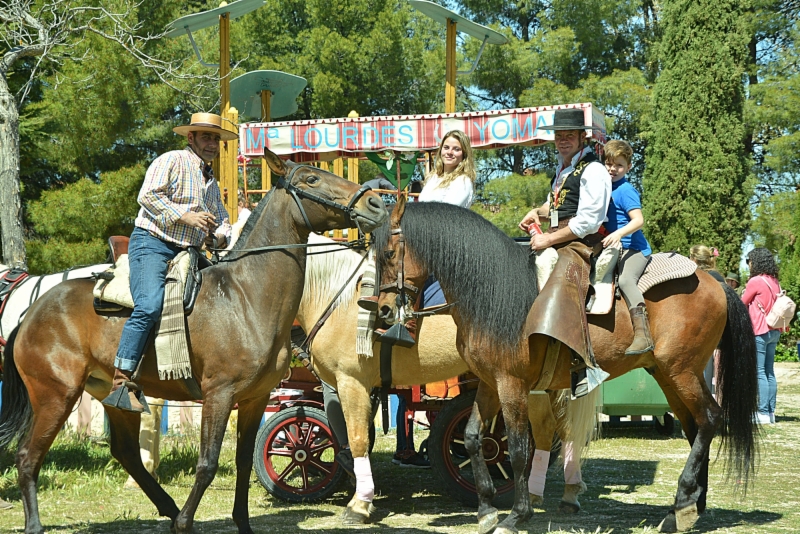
[
  {"x1": 378, "y1": 227, "x2": 420, "y2": 323},
  {"x1": 276, "y1": 164, "x2": 373, "y2": 235}
]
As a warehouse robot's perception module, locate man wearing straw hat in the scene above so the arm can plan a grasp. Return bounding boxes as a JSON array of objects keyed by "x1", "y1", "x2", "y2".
[
  {"x1": 103, "y1": 113, "x2": 236, "y2": 413},
  {"x1": 518, "y1": 108, "x2": 612, "y2": 399}
]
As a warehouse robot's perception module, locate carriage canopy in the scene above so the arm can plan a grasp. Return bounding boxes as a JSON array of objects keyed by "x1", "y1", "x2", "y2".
[{"x1": 239, "y1": 103, "x2": 606, "y2": 162}]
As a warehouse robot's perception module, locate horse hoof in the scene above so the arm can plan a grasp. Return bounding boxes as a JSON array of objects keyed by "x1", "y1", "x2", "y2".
[
  {"x1": 558, "y1": 500, "x2": 581, "y2": 514},
  {"x1": 658, "y1": 510, "x2": 677, "y2": 533},
  {"x1": 478, "y1": 510, "x2": 499, "y2": 534},
  {"x1": 675, "y1": 503, "x2": 699, "y2": 531},
  {"x1": 341, "y1": 498, "x2": 375, "y2": 525},
  {"x1": 529, "y1": 493, "x2": 544, "y2": 508}
]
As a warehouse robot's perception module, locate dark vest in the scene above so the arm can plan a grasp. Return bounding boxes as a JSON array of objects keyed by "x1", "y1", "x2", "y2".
[{"x1": 549, "y1": 152, "x2": 598, "y2": 221}]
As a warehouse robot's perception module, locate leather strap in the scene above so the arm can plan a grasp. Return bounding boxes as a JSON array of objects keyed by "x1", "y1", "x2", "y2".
[
  {"x1": 380, "y1": 340, "x2": 393, "y2": 434},
  {"x1": 531, "y1": 338, "x2": 561, "y2": 391}
]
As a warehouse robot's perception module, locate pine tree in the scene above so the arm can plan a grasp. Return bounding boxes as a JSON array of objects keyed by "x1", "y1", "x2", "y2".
[{"x1": 643, "y1": 0, "x2": 753, "y2": 273}]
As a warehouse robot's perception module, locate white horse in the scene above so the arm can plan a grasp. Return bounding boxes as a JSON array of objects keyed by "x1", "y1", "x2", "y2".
[
  {"x1": 297, "y1": 234, "x2": 599, "y2": 524},
  {"x1": 0, "y1": 263, "x2": 111, "y2": 341}
]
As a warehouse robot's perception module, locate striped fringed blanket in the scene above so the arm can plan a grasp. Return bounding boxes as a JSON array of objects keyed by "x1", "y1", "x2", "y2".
[
  {"x1": 637, "y1": 252, "x2": 698, "y2": 294},
  {"x1": 155, "y1": 251, "x2": 193, "y2": 380},
  {"x1": 356, "y1": 251, "x2": 377, "y2": 358}
]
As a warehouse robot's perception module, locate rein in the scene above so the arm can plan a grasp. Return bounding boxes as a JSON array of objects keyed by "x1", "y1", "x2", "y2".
[{"x1": 302, "y1": 251, "x2": 369, "y2": 354}]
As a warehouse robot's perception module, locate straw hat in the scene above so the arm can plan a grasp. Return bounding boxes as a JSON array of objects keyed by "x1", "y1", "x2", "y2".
[{"x1": 173, "y1": 112, "x2": 238, "y2": 141}]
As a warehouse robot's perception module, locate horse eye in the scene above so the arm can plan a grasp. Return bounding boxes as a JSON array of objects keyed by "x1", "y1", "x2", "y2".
[
  {"x1": 306, "y1": 175, "x2": 320, "y2": 185},
  {"x1": 384, "y1": 250, "x2": 395, "y2": 260}
]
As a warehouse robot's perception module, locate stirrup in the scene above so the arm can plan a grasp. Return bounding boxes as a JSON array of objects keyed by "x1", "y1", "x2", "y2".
[
  {"x1": 571, "y1": 365, "x2": 609, "y2": 400},
  {"x1": 102, "y1": 383, "x2": 150, "y2": 414}
]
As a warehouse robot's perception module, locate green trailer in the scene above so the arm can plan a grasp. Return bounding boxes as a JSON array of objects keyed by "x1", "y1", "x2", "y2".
[{"x1": 600, "y1": 368, "x2": 675, "y2": 435}]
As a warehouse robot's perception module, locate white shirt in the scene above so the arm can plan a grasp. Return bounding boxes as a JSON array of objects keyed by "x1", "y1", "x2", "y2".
[
  {"x1": 418, "y1": 173, "x2": 474, "y2": 208},
  {"x1": 553, "y1": 147, "x2": 611, "y2": 239}
]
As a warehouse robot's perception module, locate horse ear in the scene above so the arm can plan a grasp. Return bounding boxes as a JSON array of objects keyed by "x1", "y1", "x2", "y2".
[
  {"x1": 263, "y1": 148, "x2": 288, "y2": 176},
  {"x1": 391, "y1": 193, "x2": 407, "y2": 227}
]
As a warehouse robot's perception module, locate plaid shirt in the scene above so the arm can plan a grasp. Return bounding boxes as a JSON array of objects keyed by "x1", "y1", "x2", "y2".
[{"x1": 135, "y1": 147, "x2": 231, "y2": 247}]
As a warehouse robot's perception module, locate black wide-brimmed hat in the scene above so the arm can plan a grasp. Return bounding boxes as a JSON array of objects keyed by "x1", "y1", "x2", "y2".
[{"x1": 536, "y1": 108, "x2": 598, "y2": 131}]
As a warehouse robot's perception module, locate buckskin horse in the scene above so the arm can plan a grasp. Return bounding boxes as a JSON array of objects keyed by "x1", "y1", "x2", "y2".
[
  {"x1": 296, "y1": 234, "x2": 598, "y2": 523},
  {"x1": 374, "y1": 197, "x2": 758, "y2": 534},
  {"x1": 0, "y1": 150, "x2": 387, "y2": 534}
]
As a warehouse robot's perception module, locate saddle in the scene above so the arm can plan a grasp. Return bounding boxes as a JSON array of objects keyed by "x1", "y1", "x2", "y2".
[
  {"x1": 93, "y1": 241, "x2": 210, "y2": 315},
  {"x1": 0, "y1": 269, "x2": 29, "y2": 323}
]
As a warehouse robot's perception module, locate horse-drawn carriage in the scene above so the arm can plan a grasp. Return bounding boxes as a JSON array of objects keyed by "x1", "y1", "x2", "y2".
[{"x1": 252, "y1": 360, "x2": 558, "y2": 508}]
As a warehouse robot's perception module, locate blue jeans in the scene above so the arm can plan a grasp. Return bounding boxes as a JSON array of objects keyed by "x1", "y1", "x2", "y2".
[
  {"x1": 395, "y1": 394, "x2": 414, "y2": 452},
  {"x1": 755, "y1": 329, "x2": 780, "y2": 416},
  {"x1": 115, "y1": 227, "x2": 183, "y2": 372}
]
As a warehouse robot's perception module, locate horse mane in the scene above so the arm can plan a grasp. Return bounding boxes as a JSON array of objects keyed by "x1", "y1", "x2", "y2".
[
  {"x1": 300, "y1": 233, "x2": 367, "y2": 316},
  {"x1": 228, "y1": 189, "x2": 274, "y2": 254},
  {"x1": 374, "y1": 202, "x2": 538, "y2": 348}
]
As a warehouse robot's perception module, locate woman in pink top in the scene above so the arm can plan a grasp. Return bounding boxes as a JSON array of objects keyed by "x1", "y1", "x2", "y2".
[{"x1": 741, "y1": 247, "x2": 782, "y2": 424}]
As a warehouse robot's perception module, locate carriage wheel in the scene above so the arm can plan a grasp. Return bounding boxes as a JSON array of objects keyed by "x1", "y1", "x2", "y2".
[
  {"x1": 654, "y1": 412, "x2": 675, "y2": 436},
  {"x1": 429, "y1": 389, "x2": 539, "y2": 508},
  {"x1": 253, "y1": 405, "x2": 344, "y2": 503}
]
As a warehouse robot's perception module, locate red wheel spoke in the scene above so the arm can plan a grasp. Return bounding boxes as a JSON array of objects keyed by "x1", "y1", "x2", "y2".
[
  {"x1": 300, "y1": 465, "x2": 310, "y2": 489},
  {"x1": 267, "y1": 448, "x2": 293, "y2": 458},
  {"x1": 276, "y1": 461, "x2": 298, "y2": 482},
  {"x1": 309, "y1": 458, "x2": 334, "y2": 476}
]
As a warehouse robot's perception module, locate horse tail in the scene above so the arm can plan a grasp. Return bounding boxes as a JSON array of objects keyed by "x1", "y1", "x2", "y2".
[
  {"x1": 716, "y1": 283, "x2": 759, "y2": 490},
  {"x1": 554, "y1": 387, "x2": 599, "y2": 467},
  {"x1": 0, "y1": 326, "x2": 33, "y2": 449}
]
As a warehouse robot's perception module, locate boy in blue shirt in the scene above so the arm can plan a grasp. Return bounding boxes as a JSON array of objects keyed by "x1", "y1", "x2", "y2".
[{"x1": 602, "y1": 140, "x2": 654, "y2": 355}]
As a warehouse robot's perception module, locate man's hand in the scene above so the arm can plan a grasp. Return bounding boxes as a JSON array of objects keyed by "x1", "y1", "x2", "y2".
[
  {"x1": 180, "y1": 211, "x2": 216, "y2": 233},
  {"x1": 519, "y1": 208, "x2": 541, "y2": 233},
  {"x1": 530, "y1": 233, "x2": 551, "y2": 251}
]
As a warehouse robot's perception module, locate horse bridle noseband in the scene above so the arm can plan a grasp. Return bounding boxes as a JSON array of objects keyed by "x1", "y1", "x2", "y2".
[{"x1": 277, "y1": 164, "x2": 373, "y2": 234}]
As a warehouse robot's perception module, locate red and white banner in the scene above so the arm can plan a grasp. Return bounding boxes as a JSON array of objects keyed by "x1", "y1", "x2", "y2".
[{"x1": 240, "y1": 103, "x2": 606, "y2": 161}]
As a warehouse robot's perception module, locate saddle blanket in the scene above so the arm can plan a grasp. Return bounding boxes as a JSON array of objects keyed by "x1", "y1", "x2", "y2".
[
  {"x1": 536, "y1": 249, "x2": 698, "y2": 315},
  {"x1": 93, "y1": 253, "x2": 193, "y2": 380}
]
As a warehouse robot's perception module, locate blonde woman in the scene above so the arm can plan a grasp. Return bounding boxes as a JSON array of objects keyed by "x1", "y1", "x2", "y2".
[
  {"x1": 419, "y1": 130, "x2": 476, "y2": 208},
  {"x1": 690, "y1": 244, "x2": 725, "y2": 399}
]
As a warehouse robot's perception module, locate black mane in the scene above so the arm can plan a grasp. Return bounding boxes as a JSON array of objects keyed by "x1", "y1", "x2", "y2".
[{"x1": 374, "y1": 202, "x2": 538, "y2": 347}]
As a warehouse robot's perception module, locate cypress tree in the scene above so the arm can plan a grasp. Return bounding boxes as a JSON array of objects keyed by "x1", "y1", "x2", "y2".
[{"x1": 642, "y1": 0, "x2": 752, "y2": 273}]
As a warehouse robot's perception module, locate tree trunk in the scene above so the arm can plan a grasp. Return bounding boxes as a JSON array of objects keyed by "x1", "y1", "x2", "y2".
[{"x1": 0, "y1": 76, "x2": 27, "y2": 270}]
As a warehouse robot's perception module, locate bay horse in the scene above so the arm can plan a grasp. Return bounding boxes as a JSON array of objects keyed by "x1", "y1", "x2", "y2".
[
  {"x1": 0, "y1": 150, "x2": 387, "y2": 534},
  {"x1": 297, "y1": 234, "x2": 599, "y2": 523},
  {"x1": 374, "y1": 197, "x2": 758, "y2": 534}
]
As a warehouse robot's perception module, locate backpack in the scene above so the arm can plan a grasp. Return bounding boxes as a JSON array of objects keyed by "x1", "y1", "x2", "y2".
[{"x1": 757, "y1": 276, "x2": 796, "y2": 332}]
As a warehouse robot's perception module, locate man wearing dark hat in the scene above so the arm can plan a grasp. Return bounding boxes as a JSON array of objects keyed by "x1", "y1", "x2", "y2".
[
  {"x1": 103, "y1": 113, "x2": 235, "y2": 413},
  {"x1": 519, "y1": 107, "x2": 612, "y2": 397},
  {"x1": 725, "y1": 271, "x2": 742, "y2": 295}
]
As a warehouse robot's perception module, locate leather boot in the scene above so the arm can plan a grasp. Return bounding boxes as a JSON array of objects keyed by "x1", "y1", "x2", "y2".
[
  {"x1": 626, "y1": 305, "x2": 655, "y2": 355},
  {"x1": 102, "y1": 368, "x2": 147, "y2": 413}
]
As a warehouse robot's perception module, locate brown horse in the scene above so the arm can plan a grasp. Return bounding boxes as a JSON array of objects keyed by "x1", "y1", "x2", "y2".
[
  {"x1": 297, "y1": 234, "x2": 598, "y2": 523},
  {"x1": 0, "y1": 150, "x2": 387, "y2": 534},
  {"x1": 374, "y1": 197, "x2": 758, "y2": 534}
]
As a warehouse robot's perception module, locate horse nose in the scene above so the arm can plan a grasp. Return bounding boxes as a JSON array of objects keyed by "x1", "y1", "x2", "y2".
[
  {"x1": 367, "y1": 194, "x2": 384, "y2": 212},
  {"x1": 379, "y1": 304, "x2": 393, "y2": 321}
]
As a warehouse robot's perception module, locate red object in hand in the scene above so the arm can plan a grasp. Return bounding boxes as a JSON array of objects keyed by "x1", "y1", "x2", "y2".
[{"x1": 528, "y1": 223, "x2": 543, "y2": 236}]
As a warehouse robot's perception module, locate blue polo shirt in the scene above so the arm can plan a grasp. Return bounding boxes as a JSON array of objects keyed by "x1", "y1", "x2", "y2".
[{"x1": 605, "y1": 178, "x2": 651, "y2": 255}]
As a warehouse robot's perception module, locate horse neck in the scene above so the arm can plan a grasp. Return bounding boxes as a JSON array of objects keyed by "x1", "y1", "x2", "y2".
[{"x1": 296, "y1": 243, "x2": 362, "y2": 330}]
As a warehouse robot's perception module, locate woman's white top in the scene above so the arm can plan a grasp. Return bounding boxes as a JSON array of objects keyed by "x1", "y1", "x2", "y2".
[{"x1": 418, "y1": 173, "x2": 474, "y2": 208}]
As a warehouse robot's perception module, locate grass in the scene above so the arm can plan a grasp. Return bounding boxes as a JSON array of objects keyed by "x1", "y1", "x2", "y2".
[{"x1": 1, "y1": 379, "x2": 799, "y2": 533}]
